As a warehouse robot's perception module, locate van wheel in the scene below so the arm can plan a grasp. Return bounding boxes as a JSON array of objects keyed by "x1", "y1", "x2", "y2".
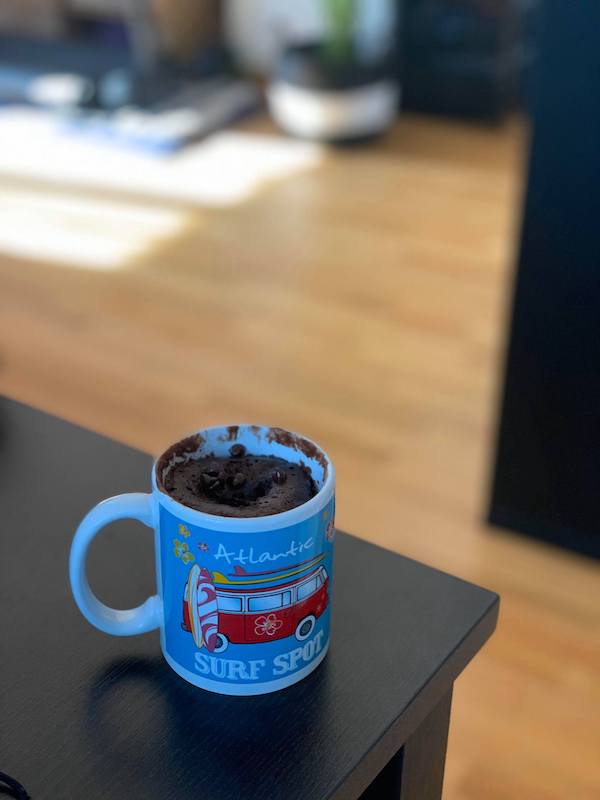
[
  {"x1": 295, "y1": 615, "x2": 316, "y2": 641},
  {"x1": 213, "y1": 633, "x2": 229, "y2": 653}
]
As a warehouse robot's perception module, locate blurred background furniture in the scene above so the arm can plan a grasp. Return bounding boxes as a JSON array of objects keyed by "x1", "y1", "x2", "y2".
[
  {"x1": 490, "y1": 0, "x2": 600, "y2": 558},
  {"x1": 0, "y1": 0, "x2": 252, "y2": 151},
  {"x1": 401, "y1": 0, "x2": 540, "y2": 120},
  {"x1": 0, "y1": 0, "x2": 222, "y2": 60},
  {"x1": 0, "y1": 0, "x2": 541, "y2": 124}
]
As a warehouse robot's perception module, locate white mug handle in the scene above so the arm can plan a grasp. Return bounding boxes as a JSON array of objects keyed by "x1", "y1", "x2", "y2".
[{"x1": 69, "y1": 493, "x2": 162, "y2": 635}]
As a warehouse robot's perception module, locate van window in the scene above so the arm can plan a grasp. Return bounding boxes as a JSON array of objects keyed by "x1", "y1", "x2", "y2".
[
  {"x1": 282, "y1": 591, "x2": 292, "y2": 606},
  {"x1": 218, "y1": 595, "x2": 243, "y2": 612},
  {"x1": 315, "y1": 573, "x2": 323, "y2": 588},
  {"x1": 248, "y1": 593, "x2": 283, "y2": 612},
  {"x1": 297, "y1": 577, "x2": 317, "y2": 601}
]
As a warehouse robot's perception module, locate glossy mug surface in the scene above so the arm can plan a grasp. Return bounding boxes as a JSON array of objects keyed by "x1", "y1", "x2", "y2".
[{"x1": 69, "y1": 425, "x2": 335, "y2": 695}]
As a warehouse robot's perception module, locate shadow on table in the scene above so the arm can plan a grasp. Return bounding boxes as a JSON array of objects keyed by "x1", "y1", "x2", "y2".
[{"x1": 85, "y1": 654, "x2": 332, "y2": 799}]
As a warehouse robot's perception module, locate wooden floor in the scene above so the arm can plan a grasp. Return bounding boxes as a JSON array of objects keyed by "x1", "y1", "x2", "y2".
[{"x1": 1, "y1": 114, "x2": 598, "y2": 799}]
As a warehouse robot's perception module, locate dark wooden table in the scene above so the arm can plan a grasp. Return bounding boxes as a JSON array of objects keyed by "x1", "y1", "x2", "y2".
[{"x1": 0, "y1": 398, "x2": 498, "y2": 800}]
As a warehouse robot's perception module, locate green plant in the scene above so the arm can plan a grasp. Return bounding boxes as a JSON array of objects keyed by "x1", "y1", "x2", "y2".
[{"x1": 324, "y1": 0, "x2": 356, "y2": 62}]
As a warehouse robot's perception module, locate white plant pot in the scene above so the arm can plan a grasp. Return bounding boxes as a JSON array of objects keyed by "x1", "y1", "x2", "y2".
[{"x1": 267, "y1": 79, "x2": 399, "y2": 142}]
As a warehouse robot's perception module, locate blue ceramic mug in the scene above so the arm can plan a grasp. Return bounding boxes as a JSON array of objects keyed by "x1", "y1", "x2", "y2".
[{"x1": 69, "y1": 425, "x2": 335, "y2": 696}]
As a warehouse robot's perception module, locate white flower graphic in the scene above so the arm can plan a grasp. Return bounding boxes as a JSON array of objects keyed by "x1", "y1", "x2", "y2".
[{"x1": 254, "y1": 613, "x2": 283, "y2": 637}]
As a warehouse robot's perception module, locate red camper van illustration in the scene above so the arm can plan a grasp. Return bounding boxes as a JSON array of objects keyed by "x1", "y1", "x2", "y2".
[{"x1": 182, "y1": 561, "x2": 329, "y2": 653}]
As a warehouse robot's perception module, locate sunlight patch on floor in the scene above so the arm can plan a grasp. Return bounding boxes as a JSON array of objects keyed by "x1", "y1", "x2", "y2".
[{"x1": 0, "y1": 187, "x2": 190, "y2": 270}]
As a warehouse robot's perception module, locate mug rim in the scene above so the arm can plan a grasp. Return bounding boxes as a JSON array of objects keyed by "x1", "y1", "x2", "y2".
[{"x1": 152, "y1": 424, "x2": 335, "y2": 532}]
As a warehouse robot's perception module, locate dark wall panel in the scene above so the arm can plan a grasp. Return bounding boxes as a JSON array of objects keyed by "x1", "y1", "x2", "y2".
[{"x1": 489, "y1": 0, "x2": 600, "y2": 558}]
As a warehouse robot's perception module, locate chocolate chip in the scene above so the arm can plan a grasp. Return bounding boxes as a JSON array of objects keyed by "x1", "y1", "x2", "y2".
[
  {"x1": 211, "y1": 480, "x2": 223, "y2": 493},
  {"x1": 230, "y1": 444, "x2": 246, "y2": 458},
  {"x1": 272, "y1": 469, "x2": 287, "y2": 484},
  {"x1": 232, "y1": 472, "x2": 246, "y2": 488},
  {"x1": 200, "y1": 473, "x2": 213, "y2": 489},
  {"x1": 207, "y1": 469, "x2": 219, "y2": 477}
]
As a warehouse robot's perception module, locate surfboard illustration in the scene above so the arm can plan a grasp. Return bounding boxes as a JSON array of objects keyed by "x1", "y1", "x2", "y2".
[
  {"x1": 185, "y1": 565, "x2": 202, "y2": 648},
  {"x1": 212, "y1": 553, "x2": 325, "y2": 586},
  {"x1": 228, "y1": 554, "x2": 323, "y2": 578},
  {"x1": 186, "y1": 565, "x2": 219, "y2": 652}
]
